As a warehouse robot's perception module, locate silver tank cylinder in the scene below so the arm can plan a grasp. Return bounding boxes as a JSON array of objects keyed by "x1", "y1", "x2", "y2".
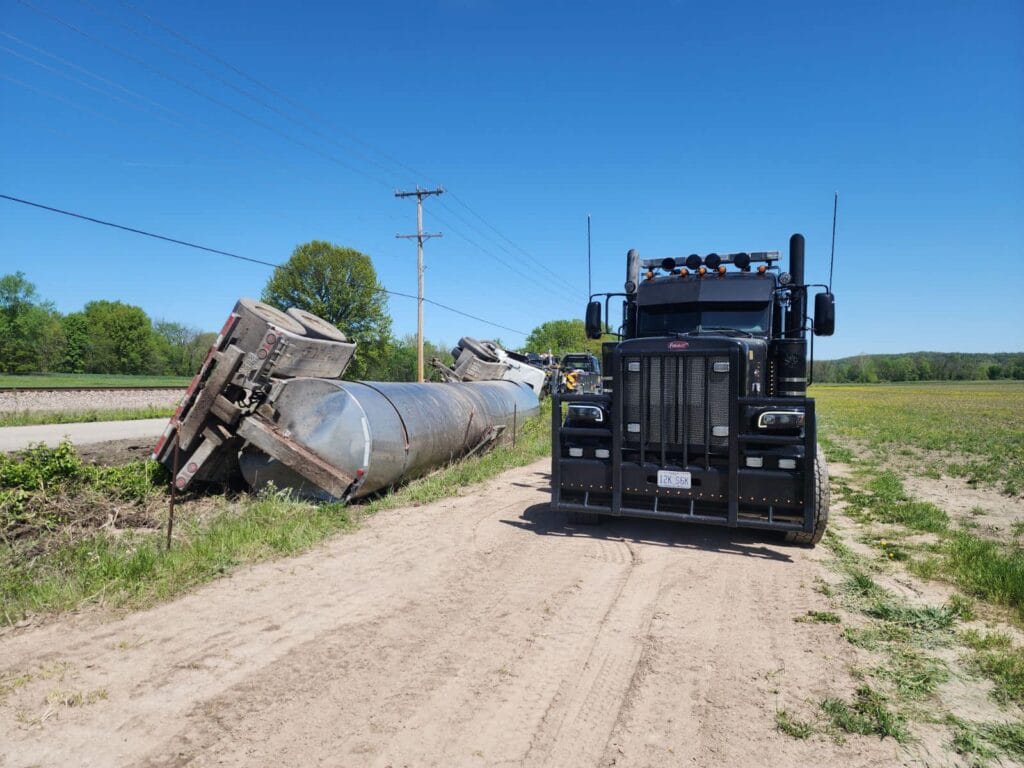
[{"x1": 239, "y1": 379, "x2": 539, "y2": 500}]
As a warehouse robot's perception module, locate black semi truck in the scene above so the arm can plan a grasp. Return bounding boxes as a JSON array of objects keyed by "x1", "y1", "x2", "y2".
[{"x1": 550, "y1": 234, "x2": 836, "y2": 545}]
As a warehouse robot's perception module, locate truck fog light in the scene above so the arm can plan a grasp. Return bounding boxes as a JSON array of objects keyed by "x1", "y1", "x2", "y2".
[
  {"x1": 568, "y1": 447, "x2": 584, "y2": 458},
  {"x1": 626, "y1": 423, "x2": 640, "y2": 433},
  {"x1": 595, "y1": 448, "x2": 610, "y2": 459},
  {"x1": 778, "y1": 458, "x2": 797, "y2": 469},
  {"x1": 745, "y1": 456, "x2": 764, "y2": 468}
]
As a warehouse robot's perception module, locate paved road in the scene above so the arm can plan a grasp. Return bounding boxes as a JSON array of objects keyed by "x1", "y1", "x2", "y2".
[
  {"x1": 0, "y1": 418, "x2": 167, "y2": 452},
  {"x1": 0, "y1": 459, "x2": 898, "y2": 768}
]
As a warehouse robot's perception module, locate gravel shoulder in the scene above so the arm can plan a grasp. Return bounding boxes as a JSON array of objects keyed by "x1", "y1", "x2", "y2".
[
  {"x1": 0, "y1": 459, "x2": 898, "y2": 768},
  {"x1": 0, "y1": 388, "x2": 182, "y2": 414}
]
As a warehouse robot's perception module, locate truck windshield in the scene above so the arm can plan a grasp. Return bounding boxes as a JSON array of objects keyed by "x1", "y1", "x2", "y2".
[
  {"x1": 562, "y1": 356, "x2": 597, "y2": 372},
  {"x1": 637, "y1": 301, "x2": 770, "y2": 337}
]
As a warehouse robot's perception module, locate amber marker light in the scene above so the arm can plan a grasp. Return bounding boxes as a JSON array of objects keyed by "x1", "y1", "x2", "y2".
[
  {"x1": 679, "y1": 268, "x2": 689, "y2": 277},
  {"x1": 717, "y1": 266, "x2": 727, "y2": 275},
  {"x1": 645, "y1": 270, "x2": 654, "y2": 280},
  {"x1": 757, "y1": 265, "x2": 767, "y2": 274},
  {"x1": 698, "y1": 266, "x2": 707, "y2": 276}
]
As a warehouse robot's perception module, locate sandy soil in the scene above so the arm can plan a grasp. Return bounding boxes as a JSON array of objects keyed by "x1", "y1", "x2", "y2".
[
  {"x1": 0, "y1": 460, "x2": 905, "y2": 768},
  {"x1": 903, "y1": 474, "x2": 1023, "y2": 539}
]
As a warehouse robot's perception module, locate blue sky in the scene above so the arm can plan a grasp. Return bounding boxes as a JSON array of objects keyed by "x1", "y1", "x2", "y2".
[{"x1": 1, "y1": 0, "x2": 1021, "y2": 358}]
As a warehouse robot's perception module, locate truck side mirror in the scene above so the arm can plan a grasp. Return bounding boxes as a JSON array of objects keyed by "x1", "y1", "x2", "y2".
[
  {"x1": 585, "y1": 301, "x2": 602, "y2": 339},
  {"x1": 813, "y1": 292, "x2": 835, "y2": 336}
]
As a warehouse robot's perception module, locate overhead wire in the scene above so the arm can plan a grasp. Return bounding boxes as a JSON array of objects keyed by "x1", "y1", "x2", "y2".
[
  {"x1": 0, "y1": 193, "x2": 529, "y2": 336},
  {"x1": 15, "y1": 0, "x2": 396, "y2": 191},
  {"x1": 9, "y1": 1, "x2": 579, "y2": 316},
  {"x1": 428, "y1": 209, "x2": 574, "y2": 308},
  {"x1": 108, "y1": 0, "x2": 581, "y2": 294},
  {"x1": 71, "y1": 0, "x2": 405, "y2": 183}
]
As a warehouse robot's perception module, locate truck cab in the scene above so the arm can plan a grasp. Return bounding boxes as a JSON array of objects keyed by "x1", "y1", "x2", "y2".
[{"x1": 550, "y1": 234, "x2": 836, "y2": 545}]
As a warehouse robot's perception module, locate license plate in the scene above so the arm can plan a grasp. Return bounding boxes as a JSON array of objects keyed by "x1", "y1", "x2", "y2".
[{"x1": 657, "y1": 470, "x2": 691, "y2": 489}]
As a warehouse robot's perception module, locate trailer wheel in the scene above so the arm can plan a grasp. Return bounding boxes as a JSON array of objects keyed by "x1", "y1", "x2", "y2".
[
  {"x1": 785, "y1": 446, "x2": 829, "y2": 546},
  {"x1": 460, "y1": 336, "x2": 500, "y2": 363},
  {"x1": 566, "y1": 509, "x2": 603, "y2": 526}
]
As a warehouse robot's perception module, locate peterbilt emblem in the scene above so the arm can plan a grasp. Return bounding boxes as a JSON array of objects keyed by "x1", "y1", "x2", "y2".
[{"x1": 668, "y1": 341, "x2": 689, "y2": 350}]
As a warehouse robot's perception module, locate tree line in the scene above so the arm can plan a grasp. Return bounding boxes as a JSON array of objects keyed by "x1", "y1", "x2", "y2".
[
  {"x1": 0, "y1": 271, "x2": 217, "y2": 377},
  {"x1": 5, "y1": 239, "x2": 1019, "y2": 383},
  {"x1": 812, "y1": 352, "x2": 1024, "y2": 383}
]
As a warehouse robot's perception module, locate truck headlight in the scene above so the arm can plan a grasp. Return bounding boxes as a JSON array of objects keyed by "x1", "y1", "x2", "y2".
[
  {"x1": 756, "y1": 410, "x2": 805, "y2": 430},
  {"x1": 566, "y1": 404, "x2": 604, "y2": 424}
]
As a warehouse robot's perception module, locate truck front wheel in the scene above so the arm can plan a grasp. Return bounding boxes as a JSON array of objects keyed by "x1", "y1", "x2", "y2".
[{"x1": 785, "y1": 446, "x2": 830, "y2": 546}]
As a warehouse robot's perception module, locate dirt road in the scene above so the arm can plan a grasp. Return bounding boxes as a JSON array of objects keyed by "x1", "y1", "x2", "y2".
[{"x1": 0, "y1": 460, "x2": 899, "y2": 767}]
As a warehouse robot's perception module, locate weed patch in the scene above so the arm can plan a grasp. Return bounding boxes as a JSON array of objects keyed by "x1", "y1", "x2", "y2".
[
  {"x1": 775, "y1": 709, "x2": 815, "y2": 739},
  {"x1": 960, "y1": 630, "x2": 1024, "y2": 707},
  {"x1": 796, "y1": 610, "x2": 841, "y2": 624},
  {"x1": 820, "y1": 685, "x2": 909, "y2": 742}
]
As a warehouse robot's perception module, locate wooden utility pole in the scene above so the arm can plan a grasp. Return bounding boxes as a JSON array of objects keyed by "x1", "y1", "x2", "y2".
[{"x1": 396, "y1": 186, "x2": 444, "y2": 382}]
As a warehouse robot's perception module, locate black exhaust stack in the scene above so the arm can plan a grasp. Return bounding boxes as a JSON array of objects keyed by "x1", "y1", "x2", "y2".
[
  {"x1": 786, "y1": 233, "x2": 805, "y2": 339},
  {"x1": 773, "y1": 233, "x2": 808, "y2": 397}
]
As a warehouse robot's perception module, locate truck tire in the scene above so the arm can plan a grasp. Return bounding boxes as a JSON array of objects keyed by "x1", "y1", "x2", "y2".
[
  {"x1": 785, "y1": 446, "x2": 829, "y2": 546},
  {"x1": 286, "y1": 307, "x2": 348, "y2": 342},
  {"x1": 460, "y1": 336, "x2": 500, "y2": 363},
  {"x1": 566, "y1": 509, "x2": 603, "y2": 526}
]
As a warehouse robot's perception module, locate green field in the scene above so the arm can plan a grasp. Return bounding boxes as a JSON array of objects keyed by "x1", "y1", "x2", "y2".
[
  {"x1": 0, "y1": 374, "x2": 190, "y2": 389},
  {"x1": 813, "y1": 380, "x2": 1024, "y2": 496}
]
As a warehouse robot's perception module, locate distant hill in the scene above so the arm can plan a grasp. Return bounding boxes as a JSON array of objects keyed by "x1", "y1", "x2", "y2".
[{"x1": 812, "y1": 352, "x2": 1024, "y2": 383}]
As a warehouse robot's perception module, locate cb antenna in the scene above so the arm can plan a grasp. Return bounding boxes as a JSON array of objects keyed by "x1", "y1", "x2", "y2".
[
  {"x1": 829, "y1": 191, "x2": 838, "y2": 293},
  {"x1": 587, "y1": 213, "x2": 592, "y2": 298}
]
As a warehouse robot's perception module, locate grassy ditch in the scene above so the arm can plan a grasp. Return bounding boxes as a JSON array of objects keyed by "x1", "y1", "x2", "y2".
[
  {"x1": 0, "y1": 402, "x2": 551, "y2": 626},
  {"x1": 0, "y1": 406, "x2": 176, "y2": 428}
]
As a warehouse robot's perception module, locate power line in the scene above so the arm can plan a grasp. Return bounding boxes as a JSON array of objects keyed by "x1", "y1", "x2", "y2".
[
  {"x1": 16, "y1": 0, "x2": 395, "y2": 191},
  {"x1": 106, "y1": 1, "x2": 576, "y2": 292},
  {"x1": 116, "y1": 0, "x2": 427, "y2": 184},
  {"x1": 0, "y1": 193, "x2": 528, "y2": 336},
  {"x1": 428, "y1": 209, "x2": 572, "y2": 306},
  {"x1": 11, "y1": 1, "x2": 574, "y2": 313},
  {"x1": 72, "y1": 0, "x2": 404, "y2": 183}
]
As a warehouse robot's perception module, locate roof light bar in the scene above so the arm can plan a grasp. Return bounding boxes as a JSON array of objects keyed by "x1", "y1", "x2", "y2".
[{"x1": 641, "y1": 250, "x2": 779, "y2": 270}]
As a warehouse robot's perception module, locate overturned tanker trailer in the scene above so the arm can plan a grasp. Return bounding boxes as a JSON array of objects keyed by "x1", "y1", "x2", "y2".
[{"x1": 152, "y1": 299, "x2": 540, "y2": 501}]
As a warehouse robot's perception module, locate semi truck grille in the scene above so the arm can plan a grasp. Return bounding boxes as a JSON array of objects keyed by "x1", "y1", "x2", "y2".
[{"x1": 622, "y1": 353, "x2": 732, "y2": 460}]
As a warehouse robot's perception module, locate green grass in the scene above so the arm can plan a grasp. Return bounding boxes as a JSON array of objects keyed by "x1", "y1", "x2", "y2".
[
  {"x1": 0, "y1": 406, "x2": 175, "y2": 428},
  {"x1": 944, "y1": 534, "x2": 1024, "y2": 619},
  {"x1": 1, "y1": 489, "x2": 356, "y2": 623},
  {"x1": 842, "y1": 471, "x2": 949, "y2": 534},
  {"x1": 0, "y1": 373, "x2": 190, "y2": 389},
  {"x1": 0, "y1": 403, "x2": 552, "y2": 626},
  {"x1": 775, "y1": 709, "x2": 815, "y2": 739},
  {"x1": 796, "y1": 610, "x2": 841, "y2": 624},
  {"x1": 875, "y1": 647, "x2": 949, "y2": 700},
  {"x1": 960, "y1": 630, "x2": 1024, "y2": 707},
  {"x1": 820, "y1": 685, "x2": 909, "y2": 742},
  {"x1": 950, "y1": 717, "x2": 1024, "y2": 767},
  {"x1": 814, "y1": 381, "x2": 1024, "y2": 495},
  {"x1": 832, "y1": 470, "x2": 1024, "y2": 621}
]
